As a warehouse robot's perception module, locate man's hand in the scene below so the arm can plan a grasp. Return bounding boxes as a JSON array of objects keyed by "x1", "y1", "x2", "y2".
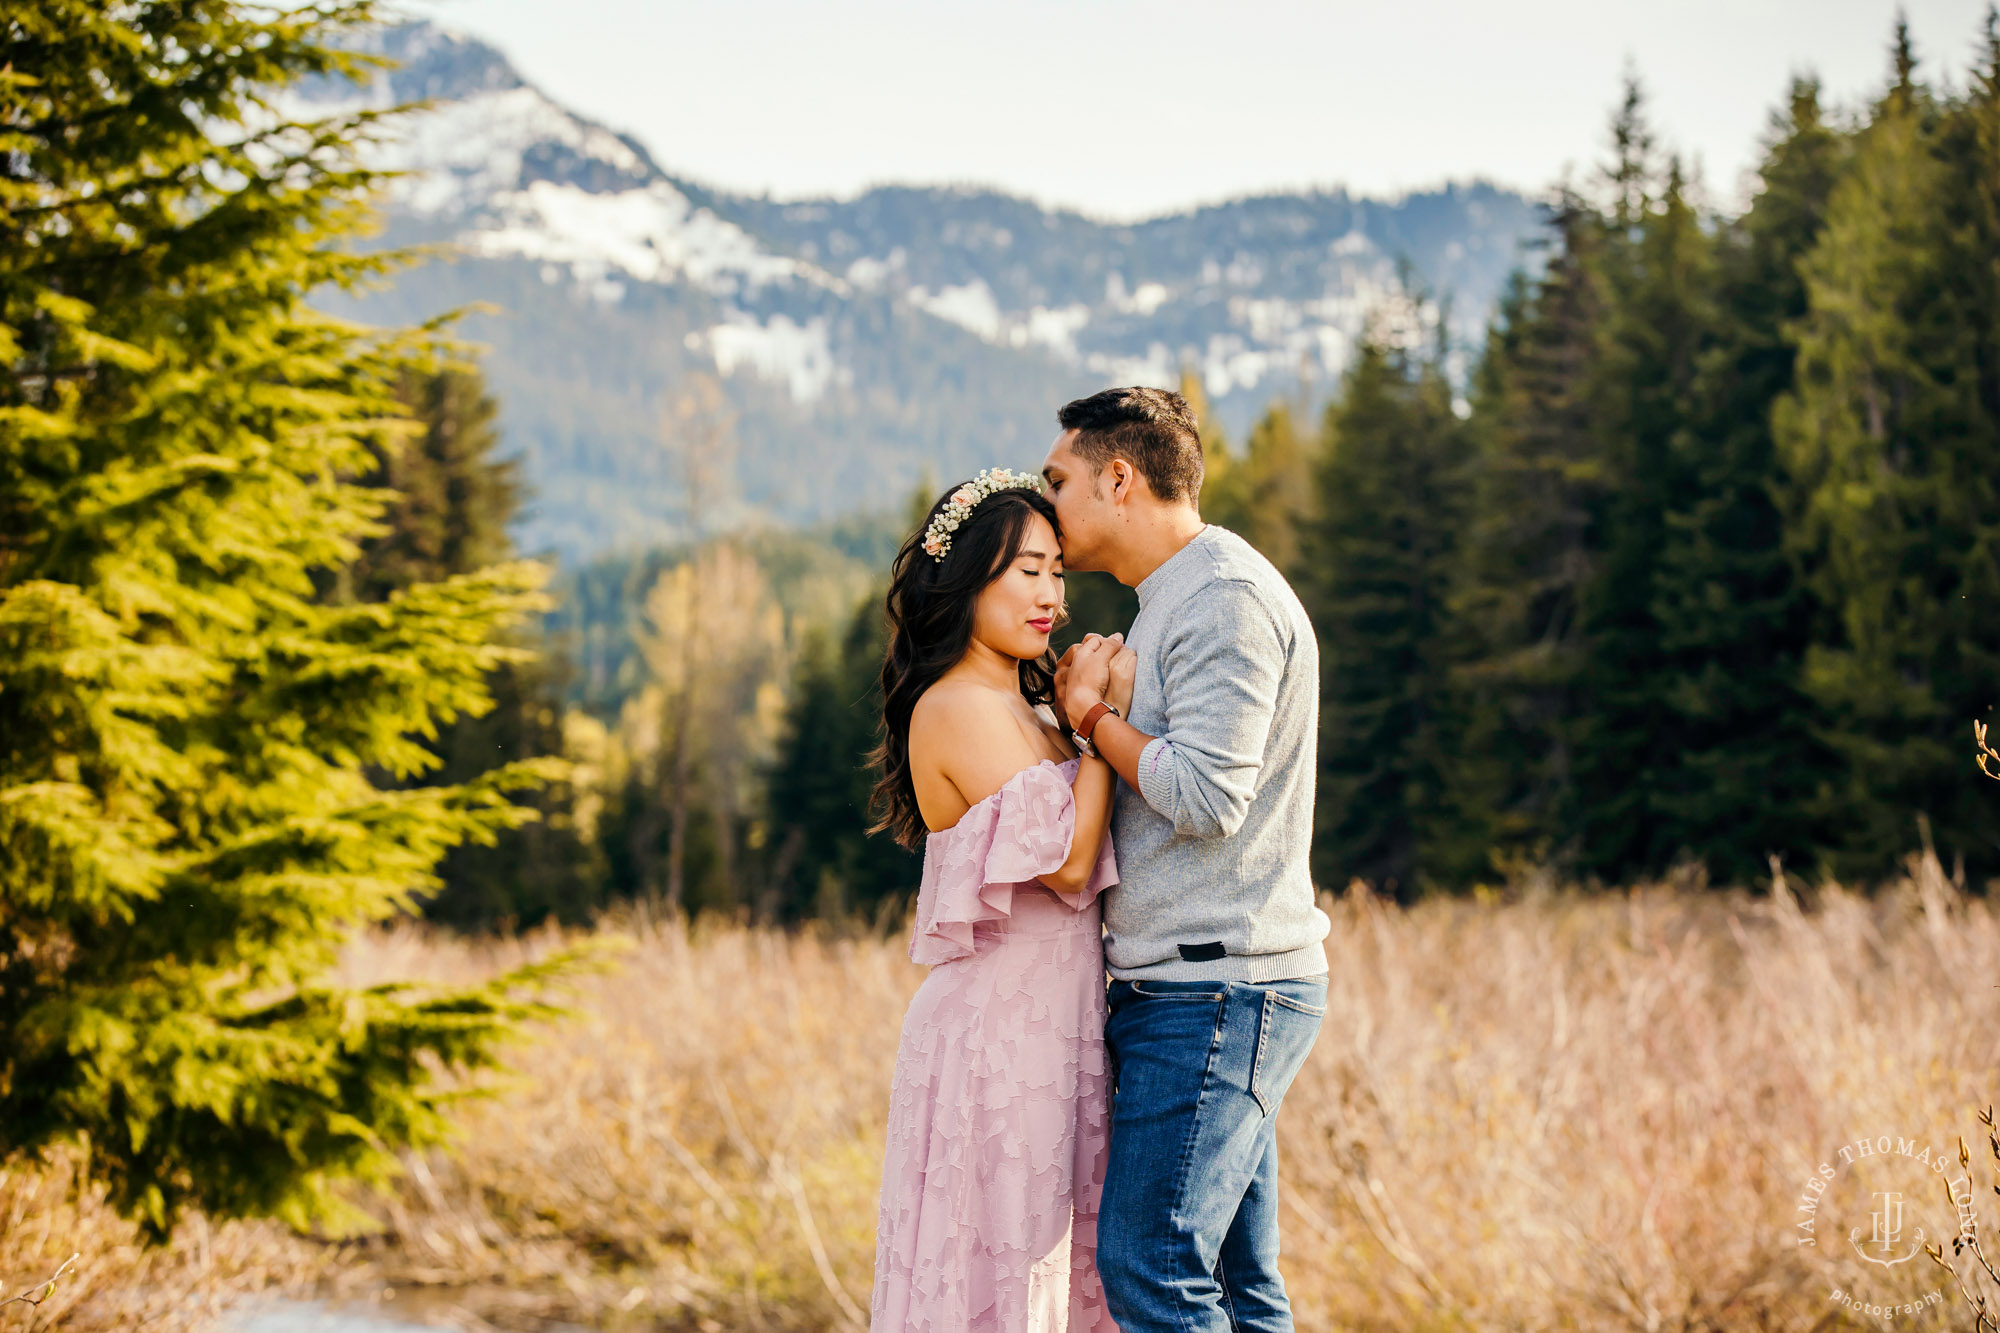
[
  {"x1": 1107, "y1": 644, "x2": 1137, "y2": 716},
  {"x1": 1064, "y1": 633, "x2": 1123, "y2": 730}
]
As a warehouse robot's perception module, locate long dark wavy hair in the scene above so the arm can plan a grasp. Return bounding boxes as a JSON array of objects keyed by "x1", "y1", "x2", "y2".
[{"x1": 869, "y1": 483, "x2": 1064, "y2": 848}]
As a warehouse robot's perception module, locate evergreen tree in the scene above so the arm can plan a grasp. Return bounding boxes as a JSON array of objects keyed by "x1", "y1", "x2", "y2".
[
  {"x1": 1644, "y1": 79, "x2": 1844, "y2": 881},
  {"x1": 1451, "y1": 193, "x2": 1610, "y2": 872},
  {"x1": 342, "y1": 364, "x2": 597, "y2": 930},
  {"x1": 764, "y1": 627, "x2": 858, "y2": 921},
  {"x1": 419, "y1": 647, "x2": 601, "y2": 929},
  {"x1": 0, "y1": 1, "x2": 567, "y2": 1233},
  {"x1": 1231, "y1": 402, "x2": 1314, "y2": 576},
  {"x1": 1569, "y1": 114, "x2": 1720, "y2": 876},
  {"x1": 764, "y1": 593, "x2": 919, "y2": 921},
  {"x1": 1184, "y1": 368, "x2": 1250, "y2": 534},
  {"x1": 344, "y1": 368, "x2": 521, "y2": 603},
  {"x1": 1305, "y1": 338, "x2": 1475, "y2": 896},
  {"x1": 1773, "y1": 23, "x2": 2000, "y2": 876}
]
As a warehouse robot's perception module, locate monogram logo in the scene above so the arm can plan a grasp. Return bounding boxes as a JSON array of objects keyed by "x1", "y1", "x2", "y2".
[
  {"x1": 1851, "y1": 1190, "x2": 1925, "y2": 1268},
  {"x1": 1800, "y1": 1132, "x2": 1976, "y2": 1323}
]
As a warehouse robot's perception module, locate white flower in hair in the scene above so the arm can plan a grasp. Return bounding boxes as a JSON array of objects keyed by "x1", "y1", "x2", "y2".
[{"x1": 922, "y1": 467, "x2": 1044, "y2": 562}]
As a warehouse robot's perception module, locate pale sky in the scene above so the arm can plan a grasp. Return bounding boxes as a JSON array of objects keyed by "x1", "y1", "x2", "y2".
[{"x1": 400, "y1": 0, "x2": 1997, "y2": 219}]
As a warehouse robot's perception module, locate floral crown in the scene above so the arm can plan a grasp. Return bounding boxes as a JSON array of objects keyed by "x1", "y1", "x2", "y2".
[{"x1": 921, "y1": 467, "x2": 1044, "y2": 563}]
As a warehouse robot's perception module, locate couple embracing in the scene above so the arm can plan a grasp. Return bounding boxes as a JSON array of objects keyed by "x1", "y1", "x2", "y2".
[{"x1": 867, "y1": 386, "x2": 1333, "y2": 1332}]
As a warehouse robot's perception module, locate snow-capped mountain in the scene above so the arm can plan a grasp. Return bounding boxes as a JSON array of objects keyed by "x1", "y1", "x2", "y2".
[{"x1": 302, "y1": 23, "x2": 1543, "y2": 559}]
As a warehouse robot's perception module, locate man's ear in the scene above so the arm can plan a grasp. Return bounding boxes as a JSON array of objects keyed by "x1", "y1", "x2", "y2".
[{"x1": 1106, "y1": 457, "x2": 1136, "y2": 503}]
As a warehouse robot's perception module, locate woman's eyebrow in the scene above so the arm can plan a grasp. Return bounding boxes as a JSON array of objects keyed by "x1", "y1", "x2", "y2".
[{"x1": 1017, "y1": 548, "x2": 1050, "y2": 561}]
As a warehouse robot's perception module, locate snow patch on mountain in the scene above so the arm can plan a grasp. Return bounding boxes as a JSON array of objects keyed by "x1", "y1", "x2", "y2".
[
  {"x1": 885, "y1": 252, "x2": 1416, "y2": 395},
  {"x1": 288, "y1": 36, "x2": 864, "y2": 390},
  {"x1": 907, "y1": 280, "x2": 1003, "y2": 341},
  {"x1": 466, "y1": 180, "x2": 827, "y2": 296},
  {"x1": 844, "y1": 251, "x2": 905, "y2": 289},
  {"x1": 693, "y1": 315, "x2": 840, "y2": 404},
  {"x1": 1015, "y1": 305, "x2": 1093, "y2": 357},
  {"x1": 1331, "y1": 227, "x2": 1374, "y2": 257},
  {"x1": 1085, "y1": 344, "x2": 1181, "y2": 392},
  {"x1": 907, "y1": 283, "x2": 1107, "y2": 361},
  {"x1": 384, "y1": 88, "x2": 648, "y2": 217},
  {"x1": 1105, "y1": 274, "x2": 1172, "y2": 316}
]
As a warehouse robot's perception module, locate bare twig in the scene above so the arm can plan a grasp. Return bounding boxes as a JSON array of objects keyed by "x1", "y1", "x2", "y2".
[
  {"x1": 1926, "y1": 1107, "x2": 2000, "y2": 1332},
  {"x1": 0, "y1": 1254, "x2": 78, "y2": 1311},
  {"x1": 774, "y1": 1155, "x2": 867, "y2": 1331}
]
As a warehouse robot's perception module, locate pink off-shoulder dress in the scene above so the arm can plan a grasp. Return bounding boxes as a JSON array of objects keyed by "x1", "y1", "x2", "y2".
[{"x1": 870, "y1": 757, "x2": 1121, "y2": 1333}]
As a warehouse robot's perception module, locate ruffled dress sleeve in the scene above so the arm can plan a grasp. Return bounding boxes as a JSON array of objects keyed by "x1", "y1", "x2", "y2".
[{"x1": 909, "y1": 757, "x2": 1119, "y2": 966}]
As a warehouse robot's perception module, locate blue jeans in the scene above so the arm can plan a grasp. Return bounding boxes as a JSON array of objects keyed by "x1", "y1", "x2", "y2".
[{"x1": 1097, "y1": 975, "x2": 1328, "y2": 1332}]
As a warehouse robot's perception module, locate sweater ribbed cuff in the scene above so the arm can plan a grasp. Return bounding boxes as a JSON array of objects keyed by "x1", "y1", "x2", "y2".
[{"x1": 1134, "y1": 735, "x2": 1175, "y2": 818}]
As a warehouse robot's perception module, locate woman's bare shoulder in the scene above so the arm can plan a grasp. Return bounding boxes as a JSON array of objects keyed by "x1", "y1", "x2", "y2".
[
  {"x1": 911, "y1": 678, "x2": 1026, "y2": 752},
  {"x1": 913, "y1": 676, "x2": 1003, "y2": 718},
  {"x1": 910, "y1": 680, "x2": 1048, "y2": 810}
]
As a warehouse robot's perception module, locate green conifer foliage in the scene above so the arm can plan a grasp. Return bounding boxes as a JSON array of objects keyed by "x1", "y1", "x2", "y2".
[
  {"x1": 344, "y1": 369, "x2": 522, "y2": 603},
  {"x1": 346, "y1": 365, "x2": 597, "y2": 931},
  {"x1": 1645, "y1": 80, "x2": 1843, "y2": 881},
  {"x1": 1184, "y1": 368, "x2": 1249, "y2": 534},
  {"x1": 1571, "y1": 140, "x2": 1719, "y2": 876},
  {"x1": 1232, "y1": 402, "x2": 1314, "y2": 577},
  {"x1": 0, "y1": 1, "x2": 567, "y2": 1233},
  {"x1": 764, "y1": 594, "x2": 918, "y2": 921},
  {"x1": 1305, "y1": 339, "x2": 1474, "y2": 896},
  {"x1": 1773, "y1": 26, "x2": 2000, "y2": 875},
  {"x1": 1451, "y1": 196, "x2": 1609, "y2": 870}
]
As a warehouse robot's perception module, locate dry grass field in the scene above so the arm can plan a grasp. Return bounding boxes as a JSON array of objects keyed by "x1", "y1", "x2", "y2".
[{"x1": 9, "y1": 851, "x2": 2000, "y2": 1332}]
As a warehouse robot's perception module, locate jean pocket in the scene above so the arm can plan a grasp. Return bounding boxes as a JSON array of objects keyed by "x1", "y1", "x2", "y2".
[
  {"x1": 1248, "y1": 989, "x2": 1325, "y2": 1114},
  {"x1": 1266, "y1": 991, "x2": 1328, "y2": 1018}
]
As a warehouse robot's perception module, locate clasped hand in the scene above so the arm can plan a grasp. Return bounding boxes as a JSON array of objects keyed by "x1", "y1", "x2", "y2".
[{"x1": 1054, "y1": 633, "x2": 1137, "y2": 734}]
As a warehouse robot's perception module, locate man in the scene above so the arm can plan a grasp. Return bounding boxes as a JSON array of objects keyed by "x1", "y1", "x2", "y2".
[{"x1": 1047, "y1": 385, "x2": 1330, "y2": 1333}]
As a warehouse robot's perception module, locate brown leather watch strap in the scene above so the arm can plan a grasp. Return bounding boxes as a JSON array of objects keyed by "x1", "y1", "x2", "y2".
[{"x1": 1077, "y1": 700, "x2": 1118, "y2": 745}]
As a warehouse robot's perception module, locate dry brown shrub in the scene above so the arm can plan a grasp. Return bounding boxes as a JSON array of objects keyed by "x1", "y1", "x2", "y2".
[
  {"x1": 0, "y1": 1148, "x2": 319, "y2": 1333},
  {"x1": 11, "y1": 854, "x2": 2000, "y2": 1331}
]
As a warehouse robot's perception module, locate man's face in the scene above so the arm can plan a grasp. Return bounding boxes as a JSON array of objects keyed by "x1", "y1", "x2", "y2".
[{"x1": 1040, "y1": 430, "x2": 1112, "y2": 571}]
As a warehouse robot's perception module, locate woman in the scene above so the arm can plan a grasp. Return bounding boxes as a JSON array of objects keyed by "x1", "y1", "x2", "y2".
[{"x1": 868, "y1": 469, "x2": 1134, "y2": 1332}]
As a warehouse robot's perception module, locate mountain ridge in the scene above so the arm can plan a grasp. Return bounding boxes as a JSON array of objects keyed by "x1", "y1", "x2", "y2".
[{"x1": 304, "y1": 22, "x2": 1546, "y2": 560}]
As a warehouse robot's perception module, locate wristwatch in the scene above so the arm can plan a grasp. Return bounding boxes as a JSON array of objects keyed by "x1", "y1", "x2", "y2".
[{"x1": 1073, "y1": 700, "x2": 1120, "y2": 758}]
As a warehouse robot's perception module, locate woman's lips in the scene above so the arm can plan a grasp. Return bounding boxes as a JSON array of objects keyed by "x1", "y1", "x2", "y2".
[{"x1": 1028, "y1": 618, "x2": 1053, "y2": 633}]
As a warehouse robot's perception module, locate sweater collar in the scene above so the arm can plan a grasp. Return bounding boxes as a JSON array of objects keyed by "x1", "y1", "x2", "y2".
[{"x1": 1135, "y1": 524, "x2": 1214, "y2": 609}]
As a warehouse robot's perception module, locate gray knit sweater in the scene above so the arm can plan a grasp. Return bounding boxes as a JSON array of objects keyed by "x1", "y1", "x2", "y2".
[{"x1": 1103, "y1": 525, "x2": 1331, "y2": 981}]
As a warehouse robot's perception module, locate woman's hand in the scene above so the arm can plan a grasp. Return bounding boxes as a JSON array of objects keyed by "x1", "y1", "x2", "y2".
[
  {"x1": 1106, "y1": 644, "x2": 1137, "y2": 717},
  {"x1": 1059, "y1": 632, "x2": 1123, "y2": 731}
]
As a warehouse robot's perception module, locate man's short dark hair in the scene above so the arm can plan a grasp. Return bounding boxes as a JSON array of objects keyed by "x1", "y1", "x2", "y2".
[{"x1": 1056, "y1": 386, "x2": 1204, "y2": 504}]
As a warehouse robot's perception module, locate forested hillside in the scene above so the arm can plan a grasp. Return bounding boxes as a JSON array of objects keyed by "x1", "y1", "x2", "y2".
[
  {"x1": 1277, "y1": 33, "x2": 2000, "y2": 892},
  {"x1": 356, "y1": 16, "x2": 2000, "y2": 925},
  {"x1": 298, "y1": 21, "x2": 1541, "y2": 559}
]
